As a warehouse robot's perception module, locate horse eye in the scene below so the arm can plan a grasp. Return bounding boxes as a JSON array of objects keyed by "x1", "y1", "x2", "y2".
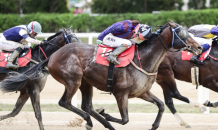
[{"x1": 178, "y1": 30, "x2": 187, "y2": 38}]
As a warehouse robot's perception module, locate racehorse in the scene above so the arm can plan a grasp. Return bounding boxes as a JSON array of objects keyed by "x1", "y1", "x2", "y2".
[
  {"x1": 0, "y1": 21, "x2": 202, "y2": 130},
  {"x1": 155, "y1": 37, "x2": 218, "y2": 128},
  {"x1": 0, "y1": 26, "x2": 81, "y2": 130}
]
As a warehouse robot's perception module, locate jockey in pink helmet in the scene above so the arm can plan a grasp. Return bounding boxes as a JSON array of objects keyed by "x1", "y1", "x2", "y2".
[
  {"x1": 0, "y1": 21, "x2": 44, "y2": 69},
  {"x1": 97, "y1": 20, "x2": 152, "y2": 65}
]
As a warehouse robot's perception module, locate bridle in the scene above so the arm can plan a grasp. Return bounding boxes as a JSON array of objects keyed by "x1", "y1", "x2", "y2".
[
  {"x1": 38, "y1": 30, "x2": 73, "y2": 61},
  {"x1": 154, "y1": 25, "x2": 190, "y2": 52}
]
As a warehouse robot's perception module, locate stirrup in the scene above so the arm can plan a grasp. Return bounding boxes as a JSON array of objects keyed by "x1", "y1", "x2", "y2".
[
  {"x1": 107, "y1": 55, "x2": 120, "y2": 65},
  {"x1": 5, "y1": 63, "x2": 19, "y2": 69}
]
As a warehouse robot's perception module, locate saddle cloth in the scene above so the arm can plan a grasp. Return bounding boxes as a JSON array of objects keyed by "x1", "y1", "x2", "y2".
[
  {"x1": 0, "y1": 48, "x2": 32, "y2": 67},
  {"x1": 182, "y1": 47, "x2": 212, "y2": 61},
  {"x1": 96, "y1": 45, "x2": 135, "y2": 67}
]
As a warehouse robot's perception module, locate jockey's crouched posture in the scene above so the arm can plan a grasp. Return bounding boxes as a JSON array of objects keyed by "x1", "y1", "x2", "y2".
[
  {"x1": 97, "y1": 20, "x2": 152, "y2": 65},
  {"x1": 0, "y1": 21, "x2": 44, "y2": 69},
  {"x1": 188, "y1": 24, "x2": 218, "y2": 64}
]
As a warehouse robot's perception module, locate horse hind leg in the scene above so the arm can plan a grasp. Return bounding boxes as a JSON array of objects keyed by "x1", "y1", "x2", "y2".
[
  {"x1": 29, "y1": 85, "x2": 44, "y2": 130},
  {"x1": 0, "y1": 91, "x2": 29, "y2": 121},
  {"x1": 79, "y1": 78, "x2": 115, "y2": 130},
  {"x1": 138, "y1": 90, "x2": 165, "y2": 130},
  {"x1": 204, "y1": 100, "x2": 218, "y2": 108}
]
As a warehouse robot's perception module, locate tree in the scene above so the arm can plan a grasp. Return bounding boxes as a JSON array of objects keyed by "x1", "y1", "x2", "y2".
[
  {"x1": 23, "y1": 0, "x2": 69, "y2": 13},
  {"x1": 0, "y1": 0, "x2": 69, "y2": 14},
  {"x1": 188, "y1": 0, "x2": 207, "y2": 9},
  {"x1": 0, "y1": 0, "x2": 20, "y2": 14},
  {"x1": 91, "y1": 0, "x2": 184, "y2": 13},
  {"x1": 210, "y1": 0, "x2": 218, "y2": 8}
]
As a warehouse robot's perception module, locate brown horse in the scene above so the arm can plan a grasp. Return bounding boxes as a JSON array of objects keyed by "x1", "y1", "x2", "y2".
[
  {"x1": 155, "y1": 37, "x2": 218, "y2": 128},
  {"x1": 0, "y1": 27, "x2": 81, "y2": 130},
  {"x1": 0, "y1": 21, "x2": 202, "y2": 130}
]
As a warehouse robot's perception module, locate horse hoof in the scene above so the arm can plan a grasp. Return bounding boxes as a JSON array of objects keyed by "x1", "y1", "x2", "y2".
[
  {"x1": 186, "y1": 125, "x2": 191, "y2": 128},
  {"x1": 85, "y1": 123, "x2": 92, "y2": 130},
  {"x1": 95, "y1": 107, "x2": 104, "y2": 114},
  {"x1": 203, "y1": 100, "x2": 209, "y2": 106},
  {"x1": 199, "y1": 106, "x2": 207, "y2": 112}
]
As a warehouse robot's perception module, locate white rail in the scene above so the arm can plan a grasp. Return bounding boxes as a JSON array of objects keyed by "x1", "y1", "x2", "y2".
[{"x1": 36, "y1": 33, "x2": 100, "y2": 45}]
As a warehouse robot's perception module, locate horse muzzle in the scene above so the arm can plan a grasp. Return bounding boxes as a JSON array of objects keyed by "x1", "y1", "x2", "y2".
[{"x1": 181, "y1": 46, "x2": 203, "y2": 56}]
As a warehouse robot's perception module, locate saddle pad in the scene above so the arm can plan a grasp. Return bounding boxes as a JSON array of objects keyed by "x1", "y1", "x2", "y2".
[
  {"x1": 0, "y1": 48, "x2": 32, "y2": 67},
  {"x1": 96, "y1": 45, "x2": 135, "y2": 67},
  {"x1": 182, "y1": 47, "x2": 212, "y2": 61}
]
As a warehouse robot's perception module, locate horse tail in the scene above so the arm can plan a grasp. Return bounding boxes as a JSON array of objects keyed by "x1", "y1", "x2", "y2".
[{"x1": 0, "y1": 58, "x2": 50, "y2": 93}]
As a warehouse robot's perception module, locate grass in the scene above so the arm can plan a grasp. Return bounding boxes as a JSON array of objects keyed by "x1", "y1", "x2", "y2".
[{"x1": 1, "y1": 103, "x2": 218, "y2": 113}]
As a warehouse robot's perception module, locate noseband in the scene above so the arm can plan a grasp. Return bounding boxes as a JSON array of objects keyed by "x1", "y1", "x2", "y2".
[{"x1": 154, "y1": 25, "x2": 189, "y2": 52}]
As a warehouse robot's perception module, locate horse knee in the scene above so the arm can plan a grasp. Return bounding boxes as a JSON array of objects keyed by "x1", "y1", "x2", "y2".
[
  {"x1": 159, "y1": 101, "x2": 165, "y2": 112},
  {"x1": 35, "y1": 114, "x2": 42, "y2": 120},
  {"x1": 121, "y1": 118, "x2": 129, "y2": 125},
  {"x1": 58, "y1": 100, "x2": 66, "y2": 107}
]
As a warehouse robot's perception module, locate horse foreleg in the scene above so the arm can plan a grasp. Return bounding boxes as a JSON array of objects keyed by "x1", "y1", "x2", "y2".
[
  {"x1": 157, "y1": 80, "x2": 191, "y2": 128},
  {"x1": 80, "y1": 79, "x2": 115, "y2": 130},
  {"x1": 95, "y1": 94, "x2": 129, "y2": 125},
  {"x1": 29, "y1": 88, "x2": 44, "y2": 130},
  {"x1": 0, "y1": 92, "x2": 29, "y2": 121},
  {"x1": 139, "y1": 90, "x2": 165, "y2": 130}
]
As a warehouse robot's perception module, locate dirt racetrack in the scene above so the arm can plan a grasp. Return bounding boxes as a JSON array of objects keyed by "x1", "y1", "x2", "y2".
[{"x1": 1, "y1": 76, "x2": 218, "y2": 130}]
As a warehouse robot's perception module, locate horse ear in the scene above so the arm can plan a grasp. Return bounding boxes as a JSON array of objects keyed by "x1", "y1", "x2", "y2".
[
  {"x1": 62, "y1": 26, "x2": 66, "y2": 32},
  {"x1": 166, "y1": 20, "x2": 177, "y2": 28},
  {"x1": 170, "y1": 20, "x2": 175, "y2": 23}
]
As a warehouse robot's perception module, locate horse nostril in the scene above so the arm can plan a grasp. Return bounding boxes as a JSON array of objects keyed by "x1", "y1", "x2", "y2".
[{"x1": 197, "y1": 46, "x2": 203, "y2": 50}]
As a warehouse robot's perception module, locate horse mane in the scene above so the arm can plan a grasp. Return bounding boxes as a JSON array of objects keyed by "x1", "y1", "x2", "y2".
[
  {"x1": 137, "y1": 24, "x2": 168, "y2": 48},
  {"x1": 33, "y1": 31, "x2": 63, "y2": 50}
]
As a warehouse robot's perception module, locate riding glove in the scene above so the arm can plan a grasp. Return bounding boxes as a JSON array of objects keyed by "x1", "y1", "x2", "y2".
[{"x1": 96, "y1": 40, "x2": 103, "y2": 45}]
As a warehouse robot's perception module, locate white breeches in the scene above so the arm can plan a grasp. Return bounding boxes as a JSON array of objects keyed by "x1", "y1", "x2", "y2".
[
  {"x1": 103, "y1": 33, "x2": 133, "y2": 48},
  {"x1": 189, "y1": 33, "x2": 212, "y2": 46},
  {"x1": 0, "y1": 35, "x2": 26, "y2": 51}
]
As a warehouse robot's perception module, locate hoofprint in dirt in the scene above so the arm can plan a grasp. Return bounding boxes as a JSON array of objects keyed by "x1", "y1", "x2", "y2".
[{"x1": 0, "y1": 111, "x2": 218, "y2": 130}]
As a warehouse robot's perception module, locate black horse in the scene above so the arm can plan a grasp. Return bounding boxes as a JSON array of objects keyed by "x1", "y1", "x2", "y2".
[
  {"x1": 0, "y1": 26, "x2": 81, "y2": 130},
  {"x1": 0, "y1": 21, "x2": 203, "y2": 130}
]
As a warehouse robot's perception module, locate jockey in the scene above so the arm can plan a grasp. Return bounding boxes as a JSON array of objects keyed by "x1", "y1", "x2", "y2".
[
  {"x1": 97, "y1": 20, "x2": 152, "y2": 65},
  {"x1": 188, "y1": 24, "x2": 218, "y2": 64},
  {"x1": 0, "y1": 21, "x2": 44, "y2": 69}
]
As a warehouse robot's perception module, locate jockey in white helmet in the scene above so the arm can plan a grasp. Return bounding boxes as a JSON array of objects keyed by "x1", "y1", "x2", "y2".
[{"x1": 0, "y1": 21, "x2": 44, "y2": 69}]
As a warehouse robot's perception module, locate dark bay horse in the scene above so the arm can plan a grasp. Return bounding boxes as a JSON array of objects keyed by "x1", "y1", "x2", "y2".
[
  {"x1": 0, "y1": 21, "x2": 202, "y2": 130},
  {"x1": 156, "y1": 38, "x2": 218, "y2": 128},
  {"x1": 0, "y1": 27, "x2": 81, "y2": 130}
]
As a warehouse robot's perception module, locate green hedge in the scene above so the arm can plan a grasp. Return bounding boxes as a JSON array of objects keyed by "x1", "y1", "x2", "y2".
[{"x1": 0, "y1": 9, "x2": 217, "y2": 33}]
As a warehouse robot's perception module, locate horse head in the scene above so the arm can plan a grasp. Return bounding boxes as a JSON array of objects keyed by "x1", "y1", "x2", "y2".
[
  {"x1": 159, "y1": 20, "x2": 203, "y2": 55},
  {"x1": 63, "y1": 26, "x2": 82, "y2": 44}
]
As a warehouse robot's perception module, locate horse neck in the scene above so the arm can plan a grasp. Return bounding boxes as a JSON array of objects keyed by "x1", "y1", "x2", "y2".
[
  {"x1": 137, "y1": 27, "x2": 172, "y2": 73},
  {"x1": 32, "y1": 33, "x2": 65, "y2": 61}
]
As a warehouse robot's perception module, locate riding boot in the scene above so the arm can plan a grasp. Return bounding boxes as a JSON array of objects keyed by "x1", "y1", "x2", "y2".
[
  {"x1": 190, "y1": 55, "x2": 203, "y2": 64},
  {"x1": 107, "y1": 45, "x2": 128, "y2": 65},
  {"x1": 5, "y1": 47, "x2": 23, "y2": 69}
]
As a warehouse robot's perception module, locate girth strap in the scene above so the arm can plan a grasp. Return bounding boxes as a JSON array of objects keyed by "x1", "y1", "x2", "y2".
[{"x1": 107, "y1": 62, "x2": 115, "y2": 94}]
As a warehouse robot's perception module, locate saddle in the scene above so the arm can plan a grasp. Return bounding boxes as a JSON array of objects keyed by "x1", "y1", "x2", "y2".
[
  {"x1": 0, "y1": 48, "x2": 32, "y2": 73},
  {"x1": 96, "y1": 44, "x2": 135, "y2": 67}
]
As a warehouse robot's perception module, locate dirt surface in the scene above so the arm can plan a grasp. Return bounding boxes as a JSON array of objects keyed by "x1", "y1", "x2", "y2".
[
  {"x1": 1, "y1": 76, "x2": 218, "y2": 130},
  {"x1": 1, "y1": 112, "x2": 218, "y2": 130}
]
